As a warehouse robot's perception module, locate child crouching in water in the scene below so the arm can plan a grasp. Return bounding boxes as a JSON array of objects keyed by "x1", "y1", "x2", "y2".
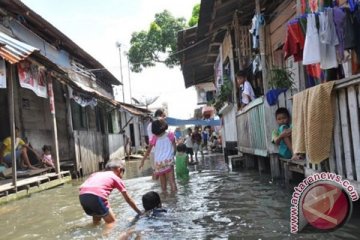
[
  {"x1": 79, "y1": 159, "x2": 142, "y2": 225},
  {"x1": 142, "y1": 191, "x2": 167, "y2": 216},
  {"x1": 139, "y1": 119, "x2": 177, "y2": 193},
  {"x1": 175, "y1": 143, "x2": 189, "y2": 181},
  {"x1": 272, "y1": 108, "x2": 293, "y2": 159}
]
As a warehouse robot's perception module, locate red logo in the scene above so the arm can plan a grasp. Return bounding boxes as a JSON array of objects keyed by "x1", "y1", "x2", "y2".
[{"x1": 302, "y1": 183, "x2": 350, "y2": 230}]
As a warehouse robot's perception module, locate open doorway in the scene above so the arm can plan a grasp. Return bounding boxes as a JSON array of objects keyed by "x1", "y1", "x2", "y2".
[{"x1": 0, "y1": 89, "x2": 9, "y2": 141}]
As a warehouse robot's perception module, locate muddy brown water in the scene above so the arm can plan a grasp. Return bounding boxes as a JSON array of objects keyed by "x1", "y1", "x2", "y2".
[{"x1": 0, "y1": 154, "x2": 359, "y2": 239}]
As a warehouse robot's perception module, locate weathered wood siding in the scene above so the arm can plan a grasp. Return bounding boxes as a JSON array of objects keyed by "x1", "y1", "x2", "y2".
[
  {"x1": 326, "y1": 76, "x2": 360, "y2": 182},
  {"x1": 108, "y1": 133, "x2": 124, "y2": 160},
  {"x1": 236, "y1": 97, "x2": 267, "y2": 156},
  {"x1": 269, "y1": 0, "x2": 296, "y2": 53},
  {"x1": 74, "y1": 130, "x2": 104, "y2": 175}
]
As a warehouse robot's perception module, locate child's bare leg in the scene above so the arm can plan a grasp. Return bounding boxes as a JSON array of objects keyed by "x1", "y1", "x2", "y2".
[
  {"x1": 167, "y1": 170, "x2": 177, "y2": 192},
  {"x1": 103, "y1": 208, "x2": 116, "y2": 224},
  {"x1": 92, "y1": 216, "x2": 102, "y2": 225},
  {"x1": 159, "y1": 174, "x2": 167, "y2": 193}
]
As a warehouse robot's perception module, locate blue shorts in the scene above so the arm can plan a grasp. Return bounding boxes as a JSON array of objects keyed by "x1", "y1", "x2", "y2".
[
  {"x1": 3, "y1": 150, "x2": 21, "y2": 167},
  {"x1": 79, "y1": 194, "x2": 109, "y2": 217}
]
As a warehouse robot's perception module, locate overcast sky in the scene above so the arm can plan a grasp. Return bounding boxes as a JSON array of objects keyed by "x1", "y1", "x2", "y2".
[{"x1": 22, "y1": 0, "x2": 200, "y2": 119}]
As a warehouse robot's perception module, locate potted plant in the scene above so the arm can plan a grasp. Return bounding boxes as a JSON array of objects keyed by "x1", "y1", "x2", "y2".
[
  {"x1": 208, "y1": 75, "x2": 233, "y2": 112},
  {"x1": 268, "y1": 66, "x2": 294, "y2": 89}
]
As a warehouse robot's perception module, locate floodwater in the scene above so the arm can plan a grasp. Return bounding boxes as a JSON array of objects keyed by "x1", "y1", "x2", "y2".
[{"x1": 0, "y1": 154, "x2": 359, "y2": 240}]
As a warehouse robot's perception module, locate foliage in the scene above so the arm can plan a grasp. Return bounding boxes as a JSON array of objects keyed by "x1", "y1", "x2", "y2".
[
  {"x1": 268, "y1": 67, "x2": 295, "y2": 89},
  {"x1": 208, "y1": 75, "x2": 233, "y2": 112},
  {"x1": 128, "y1": 10, "x2": 186, "y2": 72},
  {"x1": 188, "y1": 4, "x2": 200, "y2": 27}
]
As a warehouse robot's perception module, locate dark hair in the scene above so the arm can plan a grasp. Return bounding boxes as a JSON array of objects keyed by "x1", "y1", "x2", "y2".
[
  {"x1": 152, "y1": 119, "x2": 168, "y2": 136},
  {"x1": 142, "y1": 191, "x2": 161, "y2": 211},
  {"x1": 154, "y1": 108, "x2": 165, "y2": 118},
  {"x1": 275, "y1": 107, "x2": 290, "y2": 118},
  {"x1": 42, "y1": 145, "x2": 51, "y2": 152},
  {"x1": 176, "y1": 143, "x2": 187, "y2": 152},
  {"x1": 236, "y1": 70, "x2": 247, "y2": 78}
]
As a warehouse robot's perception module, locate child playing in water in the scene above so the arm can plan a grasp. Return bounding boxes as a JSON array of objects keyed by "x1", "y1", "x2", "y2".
[
  {"x1": 40, "y1": 145, "x2": 55, "y2": 168},
  {"x1": 175, "y1": 143, "x2": 189, "y2": 181},
  {"x1": 79, "y1": 159, "x2": 142, "y2": 225},
  {"x1": 272, "y1": 108, "x2": 293, "y2": 159},
  {"x1": 139, "y1": 119, "x2": 177, "y2": 193},
  {"x1": 142, "y1": 191, "x2": 167, "y2": 216}
]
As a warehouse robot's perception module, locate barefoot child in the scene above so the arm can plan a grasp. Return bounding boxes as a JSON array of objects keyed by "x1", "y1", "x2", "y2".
[
  {"x1": 272, "y1": 108, "x2": 293, "y2": 159},
  {"x1": 79, "y1": 159, "x2": 142, "y2": 225},
  {"x1": 175, "y1": 143, "x2": 189, "y2": 181},
  {"x1": 139, "y1": 119, "x2": 177, "y2": 193},
  {"x1": 40, "y1": 145, "x2": 55, "y2": 168}
]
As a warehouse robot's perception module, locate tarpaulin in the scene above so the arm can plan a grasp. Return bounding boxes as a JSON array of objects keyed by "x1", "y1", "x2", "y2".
[{"x1": 166, "y1": 117, "x2": 221, "y2": 126}]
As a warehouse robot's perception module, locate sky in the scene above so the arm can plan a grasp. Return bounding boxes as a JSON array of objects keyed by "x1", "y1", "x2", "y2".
[{"x1": 22, "y1": 0, "x2": 200, "y2": 119}]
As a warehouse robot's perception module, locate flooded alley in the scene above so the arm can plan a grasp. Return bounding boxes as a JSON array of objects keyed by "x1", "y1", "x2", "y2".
[{"x1": 0, "y1": 154, "x2": 359, "y2": 240}]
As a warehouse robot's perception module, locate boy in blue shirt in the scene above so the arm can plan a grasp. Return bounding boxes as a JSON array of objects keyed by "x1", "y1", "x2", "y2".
[{"x1": 272, "y1": 108, "x2": 293, "y2": 159}]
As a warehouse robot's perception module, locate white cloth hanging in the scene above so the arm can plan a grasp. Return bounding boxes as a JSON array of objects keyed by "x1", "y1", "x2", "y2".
[
  {"x1": 303, "y1": 14, "x2": 321, "y2": 65},
  {"x1": 319, "y1": 8, "x2": 339, "y2": 69}
]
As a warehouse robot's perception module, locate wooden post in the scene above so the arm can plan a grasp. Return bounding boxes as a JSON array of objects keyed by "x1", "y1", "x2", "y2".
[
  {"x1": 255, "y1": 0, "x2": 268, "y2": 92},
  {"x1": 47, "y1": 77, "x2": 60, "y2": 174},
  {"x1": 8, "y1": 64, "x2": 17, "y2": 187}
]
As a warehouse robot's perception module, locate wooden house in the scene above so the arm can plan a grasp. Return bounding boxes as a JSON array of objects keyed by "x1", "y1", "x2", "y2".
[
  {"x1": 0, "y1": 0, "x2": 150, "y2": 182},
  {"x1": 178, "y1": 0, "x2": 360, "y2": 194}
]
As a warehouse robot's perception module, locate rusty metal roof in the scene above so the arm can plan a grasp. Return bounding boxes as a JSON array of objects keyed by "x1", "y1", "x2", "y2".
[
  {"x1": 0, "y1": 0, "x2": 121, "y2": 86},
  {"x1": 0, "y1": 31, "x2": 38, "y2": 64}
]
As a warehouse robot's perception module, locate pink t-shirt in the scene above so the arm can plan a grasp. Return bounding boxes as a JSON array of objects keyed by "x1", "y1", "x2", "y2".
[{"x1": 79, "y1": 171, "x2": 126, "y2": 202}]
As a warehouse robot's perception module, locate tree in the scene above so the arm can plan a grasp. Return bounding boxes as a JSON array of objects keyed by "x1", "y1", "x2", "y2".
[
  {"x1": 128, "y1": 4, "x2": 200, "y2": 73},
  {"x1": 128, "y1": 10, "x2": 186, "y2": 72},
  {"x1": 188, "y1": 4, "x2": 200, "y2": 27}
]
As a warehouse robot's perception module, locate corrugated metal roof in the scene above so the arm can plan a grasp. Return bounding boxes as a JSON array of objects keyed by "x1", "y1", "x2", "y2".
[{"x1": 0, "y1": 31, "x2": 38, "y2": 64}]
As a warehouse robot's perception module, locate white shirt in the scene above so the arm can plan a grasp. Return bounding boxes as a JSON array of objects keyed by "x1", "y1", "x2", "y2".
[
  {"x1": 241, "y1": 81, "x2": 256, "y2": 104},
  {"x1": 184, "y1": 134, "x2": 193, "y2": 148}
]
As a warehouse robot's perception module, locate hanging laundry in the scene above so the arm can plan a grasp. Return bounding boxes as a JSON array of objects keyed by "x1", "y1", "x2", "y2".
[
  {"x1": 344, "y1": 8, "x2": 356, "y2": 50},
  {"x1": 265, "y1": 88, "x2": 288, "y2": 106},
  {"x1": 303, "y1": 14, "x2": 321, "y2": 65},
  {"x1": 333, "y1": 6, "x2": 346, "y2": 62},
  {"x1": 319, "y1": 8, "x2": 339, "y2": 69},
  {"x1": 249, "y1": 14, "x2": 264, "y2": 49},
  {"x1": 353, "y1": 8, "x2": 360, "y2": 60},
  {"x1": 283, "y1": 20, "x2": 305, "y2": 62},
  {"x1": 252, "y1": 54, "x2": 262, "y2": 74}
]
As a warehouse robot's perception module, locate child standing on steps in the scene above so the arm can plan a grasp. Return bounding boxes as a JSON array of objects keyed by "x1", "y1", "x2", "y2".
[
  {"x1": 272, "y1": 107, "x2": 293, "y2": 159},
  {"x1": 140, "y1": 119, "x2": 177, "y2": 193}
]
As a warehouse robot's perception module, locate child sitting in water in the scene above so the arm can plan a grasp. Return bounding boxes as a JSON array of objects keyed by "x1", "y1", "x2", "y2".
[
  {"x1": 272, "y1": 108, "x2": 293, "y2": 159},
  {"x1": 175, "y1": 143, "x2": 189, "y2": 181},
  {"x1": 79, "y1": 159, "x2": 142, "y2": 225},
  {"x1": 142, "y1": 191, "x2": 167, "y2": 217},
  {"x1": 41, "y1": 145, "x2": 55, "y2": 168}
]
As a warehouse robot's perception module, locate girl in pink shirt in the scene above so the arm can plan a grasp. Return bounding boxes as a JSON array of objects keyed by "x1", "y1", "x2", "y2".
[
  {"x1": 140, "y1": 119, "x2": 177, "y2": 193},
  {"x1": 79, "y1": 160, "x2": 142, "y2": 225}
]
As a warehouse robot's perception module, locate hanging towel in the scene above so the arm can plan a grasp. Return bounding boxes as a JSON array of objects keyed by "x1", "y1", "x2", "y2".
[{"x1": 292, "y1": 82, "x2": 335, "y2": 164}]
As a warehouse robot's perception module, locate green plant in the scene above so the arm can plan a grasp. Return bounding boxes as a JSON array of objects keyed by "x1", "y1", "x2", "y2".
[
  {"x1": 268, "y1": 67, "x2": 294, "y2": 89},
  {"x1": 208, "y1": 75, "x2": 233, "y2": 112}
]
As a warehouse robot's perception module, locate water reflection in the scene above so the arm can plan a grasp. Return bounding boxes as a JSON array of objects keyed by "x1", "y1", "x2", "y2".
[{"x1": 0, "y1": 154, "x2": 359, "y2": 239}]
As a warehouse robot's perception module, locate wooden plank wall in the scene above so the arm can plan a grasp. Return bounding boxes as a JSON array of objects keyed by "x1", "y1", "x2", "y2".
[
  {"x1": 54, "y1": 81, "x2": 72, "y2": 161},
  {"x1": 330, "y1": 80, "x2": 360, "y2": 182},
  {"x1": 269, "y1": 0, "x2": 296, "y2": 54},
  {"x1": 108, "y1": 133, "x2": 125, "y2": 160},
  {"x1": 74, "y1": 130, "x2": 104, "y2": 176},
  {"x1": 236, "y1": 97, "x2": 267, "y2": 156}
]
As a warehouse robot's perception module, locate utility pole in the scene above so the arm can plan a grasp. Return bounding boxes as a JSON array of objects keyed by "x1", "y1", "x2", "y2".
[
  {"x1": 116, "y1": 42, "x2": 125, "y2": 103},
  {"x1": 125, "y1": 51, "x2": 132, "y2": 104}
]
